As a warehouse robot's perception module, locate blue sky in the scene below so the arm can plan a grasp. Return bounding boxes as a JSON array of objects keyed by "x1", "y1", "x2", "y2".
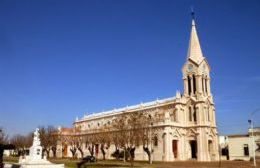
[{"x1": 0, "y1": 0, "x2": 260, "y2": 136}]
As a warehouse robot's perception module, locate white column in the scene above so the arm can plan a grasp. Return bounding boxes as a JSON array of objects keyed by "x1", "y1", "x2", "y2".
[
  {"x1": 202, "y1": 77, "x2": 206, "y2": 95},
  {"x1": 168, "y1": 134, "x2": 174, "y2": 161},
  {"x1": 196, "y1": 104, "x2": 201, "y2": 125},
  {"x1": 163, "y1": 133, "x2": 167, "y2": 161},
  {"x1": 163, "y1": 128, "x2": 174, "y2": 161},
  {"x1": 190, "y1": 75, "x2": 194, "y2": 95},
  {"x1": 179, "y1": 136, "x2": 185, "y2": 160},
  {"x1": 212, "y1": 109, "x2": 216, "y2": 126},
  {"x1": 197, "y1": 128, "x2": 209, "y2": 161},
  {"x1": 213, "y1": 135, "x2": 220, "y2": 161},
  {"x1": 196, "y1": 75, "x2": 202, "y2": 95}
]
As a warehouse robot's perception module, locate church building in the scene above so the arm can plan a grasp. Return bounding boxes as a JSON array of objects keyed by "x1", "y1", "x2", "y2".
[{"x1": 58, "y1": 17, "x2": 219, "y2": 162}]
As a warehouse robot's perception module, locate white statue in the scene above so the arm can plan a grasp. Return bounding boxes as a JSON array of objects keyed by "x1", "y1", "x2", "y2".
[
  {"x1": 9, "y1": 128, "x2": 65, "y2": 168},
  {"x1": 27, "y1": 128, "x2": 43, "y2": 161},
  {"x1": 33, "y1": 128, "x2": 41, "y2": 147}
]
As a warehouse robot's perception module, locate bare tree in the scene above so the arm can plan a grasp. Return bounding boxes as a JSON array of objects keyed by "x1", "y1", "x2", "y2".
[
  {"x1": 39, "y1": 126, "x2": 58, "y2": 158},
  {"x1": 112, "y1": 114, "x2": 129, "y2": 162},
  {"x1": 84, "y1": 132, "x2": 98, "y2": 157},
  {"x1": 111, "y1": 111, "x2": 148, "y2": 167},
  {"x1": 67, "y1": 135, "x2": 78, "y2": 159},
  {"x1": 11, "y1": 134, "x2": 26, "y2": 156},
  {"x1": 111, "y1": 110, "x2": 159, "y2": 166},
  {"x1": 75, "y1": 135, "x2": 84, "y2": 158},
  {"x1": 125, "y1": 111, "x2": 145, "y2": 167},
  {"x1": 49, "y1": 129, "x2": 58, "y2": 158},
  {"x1": 0, "y1": 129, "x2": 8, "y2": 145},
  {"x1": 97, "y1": 125, "x2": 111, "y2": 160},
  {"x1": 141, "y1": 113, "x2": 159, "y2": 164},
  {"x1": 10, "y1": 132, "x2": 33, "y2": 156},
  {"x1": 55, "y1": 110, "x2": 158, "y2": 165},
  {"x1": 1, "y1": 128, "x2": 15, "y2": 168}
]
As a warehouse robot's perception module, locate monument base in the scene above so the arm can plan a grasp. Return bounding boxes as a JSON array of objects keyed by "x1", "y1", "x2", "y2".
[
  {"x1": 4, "y1": 163, "x2": 64, "y2": 168},
  {"x1": 3, "y1": 129, "x2": 65, "y2": 168}
]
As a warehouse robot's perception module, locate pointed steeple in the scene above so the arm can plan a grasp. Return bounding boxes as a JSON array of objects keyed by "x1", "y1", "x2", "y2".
[{"x1": 187, "y1": 17, "x2": 204, "y2": 64}]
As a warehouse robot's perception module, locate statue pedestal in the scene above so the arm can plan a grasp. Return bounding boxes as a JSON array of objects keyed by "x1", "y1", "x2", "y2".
[{"x1": 29, "y1": 144, "x2": 42, "y2": 161}]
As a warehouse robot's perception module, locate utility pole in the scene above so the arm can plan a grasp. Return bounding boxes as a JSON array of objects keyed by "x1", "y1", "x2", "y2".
[
  {"x1": 248, "y1": 119, "x2": 256, "y2": 167},
  {"x1": 248, "y1": 108, "x2": 259, "y2": 167},
  {"x1": 148, "y1": 115, "x2": 153, "y2": 164}
]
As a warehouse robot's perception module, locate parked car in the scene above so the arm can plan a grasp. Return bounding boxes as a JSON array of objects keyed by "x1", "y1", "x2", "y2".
[{"x1": 82, "y1": 155, "x2": 96, "y2": 163}]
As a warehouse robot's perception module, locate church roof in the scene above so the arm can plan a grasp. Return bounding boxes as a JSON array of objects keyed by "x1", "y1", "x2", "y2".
[
  {"x1": 187, "y1": 19, "x2": 204, "y2": 65},
  {"x1": 76, "y1": 96, "x2": 176, "y2": 122}
]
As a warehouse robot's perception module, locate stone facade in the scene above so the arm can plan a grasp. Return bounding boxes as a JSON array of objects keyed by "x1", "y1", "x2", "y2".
[{"x1": 58, "y1": 18, "x2": 219, "y2": 161}]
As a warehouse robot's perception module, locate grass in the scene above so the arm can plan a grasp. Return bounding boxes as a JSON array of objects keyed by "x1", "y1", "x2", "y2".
[{"x1": 3, "y1": 157, "x2": 260, "y2": 168}]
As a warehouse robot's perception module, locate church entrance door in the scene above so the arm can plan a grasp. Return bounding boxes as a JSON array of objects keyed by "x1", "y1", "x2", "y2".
[
  {"x1": 190, "y1": 140, "x2": 197, "y2": 159},
  {"x1": 63, "y1": 144, "x2": 68, "y2": 157},
  {"x1": 172, "y1": 140, "x2": 178, "y2": 159}
]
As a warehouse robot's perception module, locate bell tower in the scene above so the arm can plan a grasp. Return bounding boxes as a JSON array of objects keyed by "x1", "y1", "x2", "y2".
[
  {"x1": 182, "y1": 18, "x2": 211, "y2": 98},
  {"x1": 181, "y1": 14, "x2": 218, "y2": 161}
]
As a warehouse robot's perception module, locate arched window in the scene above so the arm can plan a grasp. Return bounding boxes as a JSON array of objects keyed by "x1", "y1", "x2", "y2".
[
  {"x1": 188, "y1": 76, "x2": 191, "y2": 95},
  {"x1": 205, "y1": 76, "x2": 208, "y2": 93},
  {"x1": 193, "y1": 74, "x2": 196, "y2": 94},
  {"x1": 208, "y1": 106, "x2": 210, "y2": 121},
  {"x1": 193, "y1": 105, "x2": 197, "y2": 122},
  {"x1": 202, "y1": 76, "x2": 204, "y2": 94},
  {"x1": 153, "y1": 135, "x2": 158, "y2": 146},
  {"x1": 189, "y1": 106, "x2": 192, "y2": 121}
]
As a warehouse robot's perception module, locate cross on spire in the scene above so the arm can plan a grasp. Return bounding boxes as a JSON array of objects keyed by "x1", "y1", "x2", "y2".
[{"x1": 191, "y1": 6, "x2": 195, "y2": 20}]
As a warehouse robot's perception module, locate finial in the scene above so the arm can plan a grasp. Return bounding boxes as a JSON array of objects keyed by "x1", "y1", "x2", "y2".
[{"x1": 190, "y1": 6, "x2": 196, "y2": 26}]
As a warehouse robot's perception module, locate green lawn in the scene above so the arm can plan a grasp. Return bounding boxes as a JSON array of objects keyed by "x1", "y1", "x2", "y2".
[
  {"x1": 3, "y1": 157, "x2": 260, "y2": 168},
  {"x1": 47, "y1": 158, "x2": 153, "y2": 168},
  {"x1": 3, "y1": 157, "x2": 151, "y2": 168}
]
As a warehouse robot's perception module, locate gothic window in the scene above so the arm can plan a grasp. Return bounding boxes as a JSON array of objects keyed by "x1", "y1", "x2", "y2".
[
  {"x1": 208, "y1": 140, "x2": 213, "y2": 153},
  {"x1": 193, "y1": 74, "x2": 196, "y2": 94},
  {"x1": 205, "y1": 76, "x2": 208, "y2": 93},
  {"x1": 202, "y1": 77, "x2": 204, "y2": 94},
  {"x1": 208, "y1": 106, "x2": 211, "y2": 121},
  {"x1": 153, "y1": 135, "x2": 158, "y2": 146},
  {"x1": 188, "y1": 76, "x2": 191, "y2": 95},
  {"x1": 189, "y1": 106, "x2": 192, "y2": 121},
  {"x1": 193, "y1": 105, "x2": 197, "y2": 122}
]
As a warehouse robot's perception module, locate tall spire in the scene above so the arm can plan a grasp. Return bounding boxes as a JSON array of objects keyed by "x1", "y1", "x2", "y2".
[{"x1": 187, "y1": 12, "x2": 204, "y2": 64}]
